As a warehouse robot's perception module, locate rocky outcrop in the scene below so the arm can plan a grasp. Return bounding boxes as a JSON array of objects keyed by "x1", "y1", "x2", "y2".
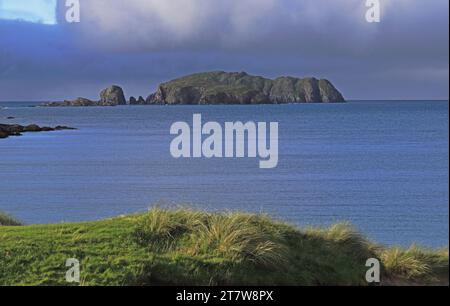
[
  {"x1": 0, "y1": 123, "x2": 76, "y2": 139},
  {"x1": 45, "y1": 98, "x2": 97, "y2": 107},
  {"x1": 139, "y1": 96, "x2": 146, "y2": 104},
  {"x1": 146, "y1": 71, "x2": 345, "y2": 105},
  {"x1": 43, "y1": 86, "x2": 127, "y2": 107},
  {"x1": 129, "y1": 96, "x2": 137, "y2": 105},
  {"x1": 99, "y1": 85, "x2": 127, "y2": 106},
  {"x1": 130, "y1": 96, "x2": 146, "y2": 105}
]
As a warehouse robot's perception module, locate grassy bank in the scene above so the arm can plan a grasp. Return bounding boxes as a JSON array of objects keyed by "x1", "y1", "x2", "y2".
[{"x1": 0, "y1": 208, "x2": 448, "y2": 286}]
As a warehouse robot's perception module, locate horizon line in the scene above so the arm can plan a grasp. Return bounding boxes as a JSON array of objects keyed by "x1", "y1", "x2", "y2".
[{"x1": 1, "y1": 99, "x2": 449, "y2": 103}]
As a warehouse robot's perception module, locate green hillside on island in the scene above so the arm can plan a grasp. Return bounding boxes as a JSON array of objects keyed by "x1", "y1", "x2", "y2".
[{"x1": 0, "y1": 209, "x2": 447, "y2": 286}]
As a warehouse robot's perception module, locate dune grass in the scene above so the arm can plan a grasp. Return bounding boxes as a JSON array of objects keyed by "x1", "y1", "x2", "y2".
[
  {"x1": 380, "y1": 246, "x2": 449, "y2": 285},
  {"x1": 0, "y1": 208, "x2": 448, "y2": 286},
  {"x1": 134, "y1": 209, "x2": 289, "y2": 269}
]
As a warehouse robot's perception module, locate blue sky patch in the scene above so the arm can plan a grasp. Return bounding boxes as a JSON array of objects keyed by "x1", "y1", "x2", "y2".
[{"x1": 0, "y1": 0, "x2": 57, "y2": 25}]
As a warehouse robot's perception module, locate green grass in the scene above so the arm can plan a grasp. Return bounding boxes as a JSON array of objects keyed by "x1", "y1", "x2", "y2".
[{"x1": 0, "y1": 208, "x2": 448, "y2": 286}]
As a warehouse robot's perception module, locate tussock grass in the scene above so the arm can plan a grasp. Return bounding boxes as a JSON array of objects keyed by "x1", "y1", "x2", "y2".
[
  {"x1": 380, "y1": 245, "x2": 449, "y2": 284},
  {"x1": 133, "y1": 208, "x2": 288, "y2": 269},
  {"x1": 305, "y1": 222, "x2": 379, "y2": 260},
  {"x1": 188, "y1": 213, "x2": 288, "y2": 269},
  {"x1": 0, "y1": 212, "x2": 22, "y2": 226},
  {"x1": 134, "y1": 208, "x2": 187, "y2": 246}
]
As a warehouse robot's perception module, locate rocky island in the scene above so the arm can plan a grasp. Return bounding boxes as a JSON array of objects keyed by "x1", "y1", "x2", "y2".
[
  {"x1": 0, "y1": 123, "x2": 75, "y2": 139},
  {"x1": 42, "y1": 71, "x2": 345, "y2": 107},
  {"x1": 145, "y1": 71, "x2": 345, "y2": 105}
]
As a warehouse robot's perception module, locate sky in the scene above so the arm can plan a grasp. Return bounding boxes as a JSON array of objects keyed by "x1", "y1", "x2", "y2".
[
  {"x1": 0, "y1": 0, "x2": 56, "y2": 25},
  {"x1": 0, "y1": 0, "x2": 448, "y2": 101}
]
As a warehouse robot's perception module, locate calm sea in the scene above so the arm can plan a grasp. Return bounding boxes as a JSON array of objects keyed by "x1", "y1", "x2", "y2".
[{"x1": 0, "y1": 101, "x2": 448, "y2": 247}]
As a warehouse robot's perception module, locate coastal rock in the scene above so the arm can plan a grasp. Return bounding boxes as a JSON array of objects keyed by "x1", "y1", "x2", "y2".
[
  {"x1": 138, "y1": 96, "x2": 146, "y2": 104},
  {"x1": 129, "y1": 96, "x2": 137, "y2": 105},
  {"x1": 44, "y1": 86, "x2": 126, "y2": 107},
  {"x1": 130, "y1": 96, "x2": 147, "y2": 105},
  {"x1": 99, "y1": 85, "x2": 127, "y2": 106},
  {"x1": 0, "y1": 124, "x2": 23, "y2": 135},
  {"x1": 55, "y1": 125, "x2": 76, "y2": 130},
  {"x1": 146, "y1": 71, "x2": 345, "y2": 105},
  {"x1": 45, "y1": 97, "x2": 97, "y2": 107},
  {"x1": 0, "y1": 123, "x2": 76, "y2": 139},
  {"x1": 24, "y1": 124, "x2": 42, "y2": 132}
]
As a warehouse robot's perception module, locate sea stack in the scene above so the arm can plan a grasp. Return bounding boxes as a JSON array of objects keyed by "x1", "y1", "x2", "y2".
[
  {"x1": 130, "y1": 96, "x2": 147, "y2": 105},
  {"x1": 99, "y1": 85, "x2": 127, "y2": 106}
]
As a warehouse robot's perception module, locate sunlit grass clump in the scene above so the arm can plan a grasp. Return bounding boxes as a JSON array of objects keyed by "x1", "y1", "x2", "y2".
[
  {"x1": 380, "y1": 246, "x2": 449, "y2": 284},
  {"x1": 0, "y1": 207, "x2": 448, "y2": 286},
  {"x1": 133, "y1": 208, "x2": 288, "y2": 269}
]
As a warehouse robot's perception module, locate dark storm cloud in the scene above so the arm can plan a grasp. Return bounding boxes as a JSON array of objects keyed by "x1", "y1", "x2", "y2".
[{"x1": 0, "y1": 0, "x2": 448, "y2": 101}]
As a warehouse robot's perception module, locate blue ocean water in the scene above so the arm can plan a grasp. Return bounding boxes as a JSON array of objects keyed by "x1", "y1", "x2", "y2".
[{"x1": 0, "y1": 101, "x2": 448, "y2": 247}]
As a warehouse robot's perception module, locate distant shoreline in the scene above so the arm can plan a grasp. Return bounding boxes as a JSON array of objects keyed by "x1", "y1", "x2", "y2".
[{"x1": 1, "y1": 99, "x2": 449, "y2": 105}]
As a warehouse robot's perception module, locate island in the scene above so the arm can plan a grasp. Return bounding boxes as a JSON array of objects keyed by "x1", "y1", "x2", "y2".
[
  {"x1": 0, "y1": 123, "x2": 76, "y2": 139},
  {"x1": 42, "y1": 71, "x2": 345, "y2": 107},
  {"x1": 146, "y1": 71, "x2": 346, "y2": 105}
]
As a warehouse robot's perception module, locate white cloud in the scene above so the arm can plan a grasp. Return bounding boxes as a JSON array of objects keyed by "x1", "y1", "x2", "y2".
[
  {"x1": 74, "y1": 0, "x2": 377, "y2": 51},
  {"x1": 76, "y1": 0, "x2": 271, "y2": 48}
]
